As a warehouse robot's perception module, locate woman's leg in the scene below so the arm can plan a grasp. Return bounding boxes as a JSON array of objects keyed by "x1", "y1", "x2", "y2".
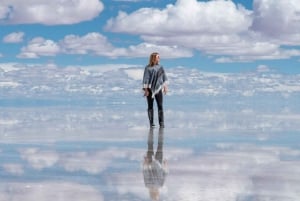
[
  {"x1": 155, "y1": 90, "x2": 164, "y2": 127},
  {"x1": 155, "y1": 90, "x2": 163, "y2": 111},
  {"x1": 147, "y1": 91, "x2": 155, "y2": 127},
  {"x1": 147, "y1": 90, "x2": 154, "y2": 110}
]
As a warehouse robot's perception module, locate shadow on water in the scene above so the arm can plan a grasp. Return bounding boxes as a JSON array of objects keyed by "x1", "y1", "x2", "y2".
[{"x1": 143, "y1": 128, "x2": 168, "y2": 201}]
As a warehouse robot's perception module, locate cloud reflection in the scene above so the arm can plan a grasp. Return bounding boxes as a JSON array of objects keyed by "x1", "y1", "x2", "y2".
[
  {"x1": 165, "y1": 142, "x2": 300, "y2": 201},
  {"x1": 0, "y1": 182, "x2": 104, "y2": 201}
]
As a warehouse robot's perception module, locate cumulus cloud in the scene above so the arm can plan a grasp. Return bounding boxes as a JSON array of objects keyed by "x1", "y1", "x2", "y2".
[
  {"x1": 251, "y1": 0, "x2": 300, "y2": 45},
  {"x1": 3, "y1": 32, "x2": 24, "y2": 43},
  {"x1": 2, "y1": 0, "x2": 300, "y2": 61},
  {"x1": 0, "y1": 0, "x2": 104, "y2": 25},
  {"x1": 105, "y1": 0, "x2": 300, "y2": 62},
  {"x1": 18, "y1": 33, "x2": 192, "y2": 59},
  {"x1": 61, "y1": 32, "x2": 114, "y2": 55},
  {"x1": 106, "y1": 0, "x2": 251, "y2": 35},
  {"x1": 18, "y1": 37, "x2": 60, "y2": 58},
  {"x1": 119, "y1": 42, "x2": 193, "y2": 58}
]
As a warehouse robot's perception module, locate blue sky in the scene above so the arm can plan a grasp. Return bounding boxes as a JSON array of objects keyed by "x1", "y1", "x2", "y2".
[{"x1": 1, "y1": 0, "x2": 300, "y2": 73}]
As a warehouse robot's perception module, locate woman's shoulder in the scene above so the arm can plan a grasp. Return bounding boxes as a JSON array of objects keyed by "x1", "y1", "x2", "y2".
[
  {"x1": 153, "y1": 64, "x2": 164, "y2": 69},
  {"x1": 157, "y1": 64, "x2": 164, "y2": 69},
  {"x1": 145, "y1": 65, "x2": 152, "y2": 69},
  {"x1": 145, "y1": 64, "x2": 163, "y2": 71}
]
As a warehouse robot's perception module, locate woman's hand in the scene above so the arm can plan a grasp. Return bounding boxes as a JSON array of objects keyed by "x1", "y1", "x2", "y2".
[{"x1": 163, "y1": 85, "x2": 168, "y2": 95}]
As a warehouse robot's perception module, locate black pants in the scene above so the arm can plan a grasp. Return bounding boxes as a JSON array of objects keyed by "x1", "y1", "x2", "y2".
[{"x1": 147, "y1": 90, "x2": 163, "y2": 111}]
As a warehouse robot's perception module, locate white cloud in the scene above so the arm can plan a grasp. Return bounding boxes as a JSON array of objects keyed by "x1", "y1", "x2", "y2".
[
  {"x1": 105, "y1": 0, "x2": 300, "y2": 62},
  {"x1": 59, "y1": 150, "x2": 118, "y2": 174},
  {"x1": 124, "y1": 42, "x2": 193, "y2": 58},
  {"x1": 143, "y1": 33, "x2": 297, "y2": 62},
  {"x1": 105, "y1": 0, "x2": 253, "y2": 60},
  {"x1": 251, "y1": 0, "x2": 300, "y2": 45},
  {"x1": 3, "y1": 32, "x2": 24, "y2": 43},
  {"x1": 60, "y1": 33, "x2": 192, "y2": 58},
  {"x1": 165, "y1": 145, "x2": 300, "y2": 201},
  {"x1": 106, "y1": 0, "x2": 251, "y2": 35},
  {"x1": 124, "y1": 68, "x2": 143, "y2": 80},
  {"x1": 111, "y1": 172, "x2": 148, "y2": 199},
  {"x1": 256, "y1": 65, "x2": 271, "y2": 73},
  {"x1": 2, "y1": 163, "x2": 24, "y2": 175},
  {"x1": 0, "y1": 182, "x2": 104, "y2": 201},
  {"x1": 0, "y1": 0, "x2": 104, "y2": 25},
  {"x1": 18, "y1": 37, "x2": 60, "y2": 58},
  {"x1": 0, "y1": 4, "x2": 10, "y2": 19},
  {"x1": 60, "y1": 32, "x2": 115, "y2": 55},
  {"x1": 1, "y1": 0, "x2": 300, "y2": 62},
  {"x1": 0, "y1": 62, "x2": 23, "y2": 72},
  {"x1": 20, "y1": 148, "x2": 59, "y2": 170},
  {"x1": 0, "y1": 81, "x2": 20, "y2": 88},
  {"x1": 18, "y1": 145, "x2": 140, "y2": 175},
  {"x1": 18, "y1": 33, "x2": 192, "y2": 59}
]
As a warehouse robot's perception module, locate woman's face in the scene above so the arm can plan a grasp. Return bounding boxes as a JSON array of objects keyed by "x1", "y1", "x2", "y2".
[{"x1": 155, "y1": 54, "x2": 160, "y2": 64}]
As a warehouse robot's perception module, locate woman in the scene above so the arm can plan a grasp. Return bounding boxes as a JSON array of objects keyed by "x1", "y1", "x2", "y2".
[{"x1": 142, "y1": 52, "x2": 168, "y2": 128}]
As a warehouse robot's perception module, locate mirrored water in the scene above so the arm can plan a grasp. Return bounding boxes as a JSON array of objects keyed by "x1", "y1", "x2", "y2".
[
  {"x1": 1, "y1": 66, "x2": 300, "y2": 200},
  {"x1": 1, "y1": 107, "x2": 300, "y2": 201}
]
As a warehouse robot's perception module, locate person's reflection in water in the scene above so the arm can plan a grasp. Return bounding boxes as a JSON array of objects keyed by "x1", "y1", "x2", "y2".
[{"x1": 143, "y1": 128, "x2": 168, "y2": 201}]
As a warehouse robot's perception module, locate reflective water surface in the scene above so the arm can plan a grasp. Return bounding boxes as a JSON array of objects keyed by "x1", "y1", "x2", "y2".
[
  {"x1": 1, "y1": 109, "x2": 300, "y2": 201},
  {"x1": 1, "y1": 66, "x2": 300, "y2": 200}
]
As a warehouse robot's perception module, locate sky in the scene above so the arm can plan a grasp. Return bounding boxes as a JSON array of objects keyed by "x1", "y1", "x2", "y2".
[{"x1": 1, "y1": 0, "x2": 300, "y2": 73}]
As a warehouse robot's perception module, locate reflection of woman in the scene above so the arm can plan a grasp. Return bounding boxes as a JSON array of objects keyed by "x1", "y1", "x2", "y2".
[
  {"x1": 142, "y1": 52, "x2": 168, "y2": 128},
  {"x1": 143, "y1": 128, "x2": 168, "y2": 201}
]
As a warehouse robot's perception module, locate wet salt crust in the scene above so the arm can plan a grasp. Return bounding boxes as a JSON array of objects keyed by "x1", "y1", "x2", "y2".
[{"x1": 1, "y1": 66, "x2": 300, "y2": 200}]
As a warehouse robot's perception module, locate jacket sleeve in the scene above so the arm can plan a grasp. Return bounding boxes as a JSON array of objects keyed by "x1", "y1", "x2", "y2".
[
  {"x1": 142, "y1": 66, "x2": 150, "y2": 89},
  {"x1": 162, "y1": 67, "x2": 168, "y2": 83}
]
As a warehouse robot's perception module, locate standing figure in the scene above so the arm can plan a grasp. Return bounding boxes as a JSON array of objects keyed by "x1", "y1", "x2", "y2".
[
  {"x1": 143, "y1": 128, "x2": 168, "y2": 201},
  {"x1": 142, "y1": 52, "x2": 168, "y2": 128}
]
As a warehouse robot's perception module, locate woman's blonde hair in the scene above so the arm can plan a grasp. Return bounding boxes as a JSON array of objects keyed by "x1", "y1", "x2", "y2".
[
  {"x1": 149, "y1": 188, "x2": 160, "y2": 201},
  {"x1": 148, "y1": 52, "x2": 159, "y2": 67}
]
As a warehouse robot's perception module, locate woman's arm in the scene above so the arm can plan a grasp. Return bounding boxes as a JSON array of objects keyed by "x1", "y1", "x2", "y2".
[
  {"x1": 143, "y1": 67, "x2": 151, "y2": 96},
  {"x1": 162, "y1": 67, "x2": 168, "y2": 94}
]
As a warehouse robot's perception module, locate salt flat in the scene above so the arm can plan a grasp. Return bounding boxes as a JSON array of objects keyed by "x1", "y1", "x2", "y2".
[{"x1": 1, "y1": 66, "x2": 300, "y2": 200}]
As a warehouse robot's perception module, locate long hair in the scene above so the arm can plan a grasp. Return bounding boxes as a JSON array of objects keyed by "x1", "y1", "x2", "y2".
[{"x1": 148, "y1": 52, "x2": 159, "y2": 67}]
